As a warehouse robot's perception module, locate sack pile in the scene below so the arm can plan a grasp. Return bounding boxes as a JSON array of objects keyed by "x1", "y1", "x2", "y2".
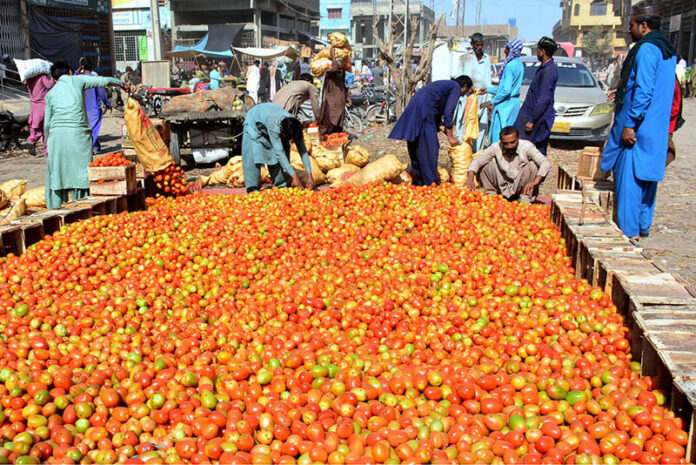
[
  {"x1": 311, "y1": 32, "x2": 352, "y2": 77},
  {"x1": 200, "y1": 157, "x2": 271, "y2": 188},
  {"x1": 312, "y1": 144, "x2": 342, "y2": 172}
]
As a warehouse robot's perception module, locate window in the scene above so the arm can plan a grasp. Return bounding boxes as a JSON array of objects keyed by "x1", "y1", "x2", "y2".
[
  {"x1": 522, "y1": 61, "x2": 597, "y2": 88},
  {"x1": 590, "y1": 1, "x2": 607, "y2": 16},
  {"x1": 114, "y1": 32, "x2": 141, "y2": 62},
  {"x1": 327, "y1": 8, "x2": 342, "y2": 19},
  {"x1": 574, "y1": 3, "x2": 580, "y2": 15}
]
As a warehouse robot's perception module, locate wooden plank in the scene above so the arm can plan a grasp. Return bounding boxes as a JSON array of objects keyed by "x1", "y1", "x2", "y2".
[
  {"x1": 672, "y1": 378, "x2": 696, "y2": 463},
  {"x1": 88, "y1": 165, "x2": 135, "y2": 181},
  {"x1": 617, "y1": 273, "x2": 695, "y2": 306}
]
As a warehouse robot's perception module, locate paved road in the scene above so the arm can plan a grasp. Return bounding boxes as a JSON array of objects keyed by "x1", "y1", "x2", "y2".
[{"x1": 0, "y1": 100, "x2": 694, "y2": 291}]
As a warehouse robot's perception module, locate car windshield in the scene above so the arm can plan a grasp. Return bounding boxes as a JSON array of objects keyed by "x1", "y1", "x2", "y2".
[{"x1": 522, "y1": 60, "x2": 596, "y2": 88}]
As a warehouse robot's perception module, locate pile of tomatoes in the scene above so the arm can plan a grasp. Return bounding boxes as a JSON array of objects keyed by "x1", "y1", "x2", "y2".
[
  {"x1": 322, "y1": 132, "x2": 349, "y2": 148},
  {"x1": 0, "y1": 184, "x2": 688, "y2": 465},
  {"x1": 89, "y1": 153, "x2": 132, "y2": 168},
  {"x1": 152, "y1": 164, "x2": 191, "y2": 197}
]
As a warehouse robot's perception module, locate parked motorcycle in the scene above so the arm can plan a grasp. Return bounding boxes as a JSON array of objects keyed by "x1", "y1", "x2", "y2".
[{"x1": 0, "y1": 111, "x2": 28, "y2": 152}]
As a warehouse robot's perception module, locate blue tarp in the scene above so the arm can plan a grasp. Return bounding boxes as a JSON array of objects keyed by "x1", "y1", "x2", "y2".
[{"x1": 169, "y1": 24, "x2": 243, "y2": 59}]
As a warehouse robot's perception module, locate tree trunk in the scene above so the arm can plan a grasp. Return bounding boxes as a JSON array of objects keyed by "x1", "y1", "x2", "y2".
[{"x1": 373, "y1": 14, "x2": 444, "y2": 118}]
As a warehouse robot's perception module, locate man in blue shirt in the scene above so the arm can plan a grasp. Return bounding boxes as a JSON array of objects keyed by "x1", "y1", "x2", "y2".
[
  {"x1": 601, "y1": 5, "x2": 676, "y2": 240},
  {"x1": 514, "y1": 37, "x2": 559, "y2": 155}
]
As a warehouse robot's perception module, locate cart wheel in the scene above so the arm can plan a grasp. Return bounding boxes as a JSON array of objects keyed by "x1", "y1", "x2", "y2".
[{"x1": 170, "y1": 131, "x2": 180, "y2": 165}]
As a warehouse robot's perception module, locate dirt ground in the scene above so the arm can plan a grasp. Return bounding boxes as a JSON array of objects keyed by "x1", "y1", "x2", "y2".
[{"x1": 1, "y1": 101, "x2": 694, "y2": 291}]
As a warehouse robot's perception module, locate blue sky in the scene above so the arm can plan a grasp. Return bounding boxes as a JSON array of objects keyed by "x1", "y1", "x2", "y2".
[{"x1": 433, "y1": 0, "x2": 563, "y2": 41}]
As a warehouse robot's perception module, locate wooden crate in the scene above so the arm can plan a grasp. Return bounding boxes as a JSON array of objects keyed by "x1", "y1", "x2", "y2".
[
  {"x1": 88, "y1": 165, "x2": 137, "y2": 196},
  {"x1": 10, "y1": 219, "x2": 45, "y2": 249},
  {"x1": 0, "y1": 225, "x2": 25, "y2": 257}
]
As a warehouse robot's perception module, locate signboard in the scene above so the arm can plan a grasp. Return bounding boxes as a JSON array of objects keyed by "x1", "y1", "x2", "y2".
[
  {"x1": 670, "y1": 14, "x2": 682, "y2": 33},
  {"x1": 27, "y1": 0, "x2": 110, "y2": 14}
]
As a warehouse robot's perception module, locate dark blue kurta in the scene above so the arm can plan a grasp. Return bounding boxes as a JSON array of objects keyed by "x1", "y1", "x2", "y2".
[
  {"x1": 514, "y1": 59, "x2": 558, "y2": 154},
  {"x1": 389, "y1": 80, "x2": 461, "y2": 185}
]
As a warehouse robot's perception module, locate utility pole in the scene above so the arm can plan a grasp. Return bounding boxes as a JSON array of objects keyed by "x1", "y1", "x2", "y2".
[
  {"x1": 461, "y1": 0, "x2": 466, "y2": 37},
  {"x1": 150, "y1": 0, "x2": 162, "y2": 60}
]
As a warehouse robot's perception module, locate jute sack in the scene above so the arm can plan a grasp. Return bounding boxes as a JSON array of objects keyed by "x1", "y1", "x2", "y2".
[
  {"x1": 0, "y1": 199, "x2": 26, "y2": 225},
  {"x1": 290, "y1": 149, "x2": 326, "y2": 185},
  {"x1": 449, "y1": 143, "x2": 474, "y2": 187},
  {"x1": 345, "y1": 145, "x2": 370, "y2": 168},
  {"x1": 124, "y1": 98, "x2": 173, "y2": 173},
  {"x1": 348, "y1": 155, "x2": 406, "y2": 186},
  {"x1": 312, "y1": 144, "x2": 343, "y2": 172},
  {"x1": 21, "y1": 186, "x2": 46, "y2": 208},
  {"x1": 327, "y1": 164, "x2": 361, "y2": 187},
  {"x1": 0, "y1": 179, "x2": 27, "y2": 199}
]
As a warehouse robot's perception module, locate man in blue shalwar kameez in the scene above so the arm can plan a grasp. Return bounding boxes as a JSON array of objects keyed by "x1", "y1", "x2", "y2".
[
  {"x1": 601, "y1": 5, "x2": 676, "y2": 240},
  {"x1": 514, "y1": 37, "x2": 559, "y2": 155},
  {"x1": 389, "y1": 76, "x2": 472, "y2": 186},
  {"x1": 77, "y1": 57, "x2": 112, "y2": 153},
  {"x1": 241, "y1": 103, "x2": 314, "y2": 193}
]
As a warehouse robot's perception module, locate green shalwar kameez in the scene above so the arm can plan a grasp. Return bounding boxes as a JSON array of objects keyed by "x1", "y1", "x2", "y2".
[
  {"x1": 44, "y1": 74, "x2": 121, "y2": 209},
  {"x1": 241, "y1": 103, "x2": 313, "y2": 193}
]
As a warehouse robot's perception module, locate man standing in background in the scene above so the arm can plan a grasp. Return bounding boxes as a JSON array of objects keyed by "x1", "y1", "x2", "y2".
[
  {"x1": 246, "y1": 60, "x2": 260, "y2": 103},
  {"x1": 514, "y1": 36, "x2": 559, "y2": 155},
  {"x1": 456, "y1": 33, "x2": 492, "y2": 152}
]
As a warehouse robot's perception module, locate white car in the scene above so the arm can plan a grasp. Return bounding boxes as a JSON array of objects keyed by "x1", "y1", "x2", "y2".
[{"x1": 520, "y1": 57, "x2": 614, "y2": 142}]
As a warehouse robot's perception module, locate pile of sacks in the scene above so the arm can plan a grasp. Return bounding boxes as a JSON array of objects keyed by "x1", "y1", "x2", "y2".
[
  {"x1": 310, "y1": 32, "x2": 353, "y2": 78},
  {"x1": 0, "y1": 179, "x2": 47, "y2": 225}
]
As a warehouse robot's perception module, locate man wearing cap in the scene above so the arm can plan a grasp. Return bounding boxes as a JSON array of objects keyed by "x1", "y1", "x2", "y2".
[
  {"x1": 514, "y1": 36, "x2": 559, "y2": 155},
  {"x1": 601, "y1": 5, "x2": 676, "y2": 241},
  {"x1": 455, "y1": 33, "x2": 492, "y2": 152}
]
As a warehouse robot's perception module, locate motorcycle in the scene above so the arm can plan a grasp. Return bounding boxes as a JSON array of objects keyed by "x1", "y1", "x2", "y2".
[{"x1": 0, "y1": 110, "x2": 28, "y2": 152}]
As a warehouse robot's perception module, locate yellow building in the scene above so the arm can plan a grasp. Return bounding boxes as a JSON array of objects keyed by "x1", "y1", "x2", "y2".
[{"x1": 553, "y1": 0, "x2": 627, "y2": 58}]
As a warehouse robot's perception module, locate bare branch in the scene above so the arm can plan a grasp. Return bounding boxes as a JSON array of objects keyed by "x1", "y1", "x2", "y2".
[{"x1": 412, "y1": 13, "x2": 444, "y2": 84}]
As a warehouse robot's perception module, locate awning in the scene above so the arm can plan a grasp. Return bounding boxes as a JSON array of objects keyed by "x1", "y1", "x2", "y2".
[
  {"x1": 167, "y1": 24, "x2": 244, "y2": 59},
  {"x1": 232, "y1": 46, "x2": 298, "y2": 60}
]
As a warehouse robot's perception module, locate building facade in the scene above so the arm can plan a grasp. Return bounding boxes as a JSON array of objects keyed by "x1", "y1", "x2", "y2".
[
  {"x1": 319, "y1": 0, "x2": 351, "y2": 40},
  {"x1": 614, "y1": 0, "x2": 696, "y2": 63},
  {"x1": 112, "y1": 0, "x2": 171, "y2": 72},
  {"x1": 0, "y1": 0, "x2": 115, "y2": 76},
  {"x1": 170, "y1": 0, "x2": 318, "y2": 50},
  {"x1": 351, "y1": 0, "x2": 435, "y2": 59},
  {"x1": 554, "y1": 0, "x2": 626, "y2": 58}
]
